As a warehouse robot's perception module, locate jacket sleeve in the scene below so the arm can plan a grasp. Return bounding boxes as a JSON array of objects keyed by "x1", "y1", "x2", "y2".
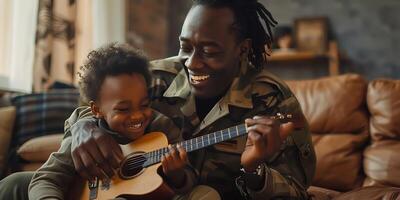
[
  {"x1": 248, "y1": 95, "x2": 316, "y2": 200},
  {"x1": 28, "y1": 137, "x2": 75, "y2": 200},
  {"x1": 64, "y1": 106, "x2": 94, "y2": 138}
]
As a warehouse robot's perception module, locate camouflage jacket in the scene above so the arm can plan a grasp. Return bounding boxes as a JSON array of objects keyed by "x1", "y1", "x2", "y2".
[{"x1": 149, "y1": 56, "x2": 316, "y2": 200}]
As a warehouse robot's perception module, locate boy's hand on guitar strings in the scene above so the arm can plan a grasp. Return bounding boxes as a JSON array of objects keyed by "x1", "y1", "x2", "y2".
[
  {"x1": 71, "y1": 121, "x2": 123, "y2": 181},
  {"x1": 161, "y1": 144, "x2": 189, "y2": 188},
  {"x1": 241, "y1": 116, "x2": 294, "y2": 172}
]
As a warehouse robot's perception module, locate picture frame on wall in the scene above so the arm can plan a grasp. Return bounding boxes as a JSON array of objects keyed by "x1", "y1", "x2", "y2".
[{"x1": 294, "y1": 17, "x2": 329, "y2": 53}]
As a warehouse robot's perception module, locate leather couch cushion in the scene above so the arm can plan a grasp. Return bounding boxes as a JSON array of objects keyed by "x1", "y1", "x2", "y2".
[
  {"x1": 308, "y1": 186, "x2": 341, "y2": 200},
  {"x1": 365, "y1": 79, "x2": 400, "y2": 188},
  {"x1": 286, "y1": 74, "x2": 368, "y2": 134},
  {"x1": 311, "y1": 132, "x2": 368, "y2": 191},
  {"x1": 333, "y1": 186, "x2": 400, "y2": 200},
  {"x1": 287, "y1": 74, "x2": 370, "y2": 191},
  {"x1": 367, "y1": 79, "x2": 400, "y2": 141},
  {"x1": 364, "y1": 140, "x2": 400, "y2": 187},
  {"x1": 0, "y1": 106, "x2": 16, "y2": 175},
  {"x1": 17, "y1": 134, "x2": 64, "y2": 162}
]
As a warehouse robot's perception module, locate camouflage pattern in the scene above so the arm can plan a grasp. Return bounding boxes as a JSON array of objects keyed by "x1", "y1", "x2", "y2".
[{"x1": 149, "y1": 56, "x2": 316, "y2": 200}]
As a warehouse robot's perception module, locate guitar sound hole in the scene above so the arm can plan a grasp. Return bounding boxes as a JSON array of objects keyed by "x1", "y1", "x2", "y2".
[{"x1": 119, "y1": 152, "x2": 146, "y2": 179}]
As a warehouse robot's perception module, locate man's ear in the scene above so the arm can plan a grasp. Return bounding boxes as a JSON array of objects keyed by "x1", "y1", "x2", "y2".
[
  {"x1": 90, "y1": 101, "x2": 103, "y2": 119},
  {"x1": 239, "y1": 39, "x2": 252, "y2": 55}
]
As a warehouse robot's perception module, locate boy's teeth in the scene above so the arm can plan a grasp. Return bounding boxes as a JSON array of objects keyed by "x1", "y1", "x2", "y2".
[{"x1": 129, "y1": 123, "x2": 142, "y2": 129}]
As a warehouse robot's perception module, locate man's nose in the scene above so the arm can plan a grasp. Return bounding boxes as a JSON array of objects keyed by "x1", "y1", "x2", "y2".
[{"x1": 185, "y1": 51, "x2": 203, "y2": 70}]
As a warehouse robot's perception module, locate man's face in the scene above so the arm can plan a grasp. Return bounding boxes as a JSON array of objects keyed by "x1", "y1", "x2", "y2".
[
  {"x1": 92, "y1": 73, "x2": 152, "y2": 141},
  {"x1": 179, "y1": 5, "x2": 244, "y2": 99}
]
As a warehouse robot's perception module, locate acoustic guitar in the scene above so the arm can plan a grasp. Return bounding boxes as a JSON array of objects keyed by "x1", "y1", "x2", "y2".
[{"x1": 73, "y1": 113, "x2": 295, "y2": 200}]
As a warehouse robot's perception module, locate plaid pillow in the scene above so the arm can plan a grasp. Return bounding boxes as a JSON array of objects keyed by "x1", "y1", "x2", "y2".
[{"x1": 11, "y1": 89, "x2": 80, "y2": 147}]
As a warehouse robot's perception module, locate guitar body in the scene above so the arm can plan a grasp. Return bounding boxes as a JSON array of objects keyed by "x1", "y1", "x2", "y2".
[{"x1": 73, "y1": 132, "x2": 174, "y2": 200}]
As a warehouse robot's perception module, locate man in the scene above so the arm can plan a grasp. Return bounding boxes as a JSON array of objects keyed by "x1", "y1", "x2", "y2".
[{"x1": 0, "y1": 0, "x2": 315, "y2": 199}]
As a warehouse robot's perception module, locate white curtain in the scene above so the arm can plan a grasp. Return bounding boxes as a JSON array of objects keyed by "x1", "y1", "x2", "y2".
[
  {"x1": 0, "y1": 0, "x2": 126, "y2": 92},
  {"x1": 92, "y1": 0, "x2": 126, "y2": 49},
  {"x1": 0, "y1": 0, "x2": 39, "y2": 93}
]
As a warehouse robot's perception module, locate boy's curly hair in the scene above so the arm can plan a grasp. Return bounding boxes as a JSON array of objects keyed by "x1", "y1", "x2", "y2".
[{"x1": 78, "y1": 43, "x2": 151, "y2": 103}]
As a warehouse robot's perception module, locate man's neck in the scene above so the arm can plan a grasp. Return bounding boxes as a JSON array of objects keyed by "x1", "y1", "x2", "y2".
[{"x1": 195, "y1": 95, "x2": 223, "y2": 121}]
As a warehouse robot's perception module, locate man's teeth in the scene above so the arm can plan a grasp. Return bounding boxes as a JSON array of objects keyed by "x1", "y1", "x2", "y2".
[{"x1": 190, "y1": 75, "x2": 210, "y2": 82}]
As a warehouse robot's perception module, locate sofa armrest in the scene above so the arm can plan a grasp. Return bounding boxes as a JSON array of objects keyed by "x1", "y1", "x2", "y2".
[{"x1": 0, "y1": 106, "x2": 16, "y2": 175}]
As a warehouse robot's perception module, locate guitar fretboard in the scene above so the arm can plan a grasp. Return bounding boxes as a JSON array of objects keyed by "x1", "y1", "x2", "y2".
[{"x1": 143, "y1": 124, "x2": 247, "y2": 167}]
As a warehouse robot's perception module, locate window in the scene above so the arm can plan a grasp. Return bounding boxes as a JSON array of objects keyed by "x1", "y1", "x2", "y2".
[{"x1": 0, "y1": 0, "x2": 38, "y2": 93}]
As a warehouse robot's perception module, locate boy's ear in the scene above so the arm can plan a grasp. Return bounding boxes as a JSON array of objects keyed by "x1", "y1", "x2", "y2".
[
  {"x1": 90, "y1": 101, "x2": 103, "y2": 118},
  {"x1": 239, "y1": 38, "x2": 252, "y2": 55}
]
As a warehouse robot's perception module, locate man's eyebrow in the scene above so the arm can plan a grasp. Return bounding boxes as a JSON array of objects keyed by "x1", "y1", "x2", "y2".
[{"x1": 179, "y1": 36, "x2": 221, "y2": 48}]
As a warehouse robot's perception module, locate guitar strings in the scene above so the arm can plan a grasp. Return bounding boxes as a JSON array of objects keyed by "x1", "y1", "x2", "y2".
[
  {"x1": 122, "y1": 126, "x2": 247, "y2": 170},
  {"x1": 123, "y1": 125, "x2": 247, "y2": 169},
  {"x1": 124, "y1": 126, "x2": 247, "y2": 169},
  {"x1": 123, "y1": 128, "x2": 244, "y2": 168}
]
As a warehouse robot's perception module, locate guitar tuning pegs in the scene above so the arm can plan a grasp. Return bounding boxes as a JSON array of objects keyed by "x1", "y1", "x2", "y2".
[{"x1": 273, "y1": 113, "x2": 293, "y2": 122}]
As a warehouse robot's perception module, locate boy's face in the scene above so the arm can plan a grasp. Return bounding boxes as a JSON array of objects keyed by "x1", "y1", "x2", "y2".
[{"x1": 91, "y1": 73, "x2": 152, "y2": 141}]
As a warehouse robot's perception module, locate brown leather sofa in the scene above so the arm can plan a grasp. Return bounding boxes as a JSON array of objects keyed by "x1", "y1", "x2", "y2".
[
  {"x1": 1, "y1": 74, "x2": 399, "y2": 199},
  {"x1": 286, "y1": 74, "x2": 400, "y2": 200}
]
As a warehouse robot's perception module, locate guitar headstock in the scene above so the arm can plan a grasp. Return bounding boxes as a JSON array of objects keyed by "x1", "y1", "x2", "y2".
[
  {"x1": 272, "y1": 112, "x2": 305, "y2": 129},
  {"x1": 245, "y1": 112, "x2": 305, "y2": 130}
]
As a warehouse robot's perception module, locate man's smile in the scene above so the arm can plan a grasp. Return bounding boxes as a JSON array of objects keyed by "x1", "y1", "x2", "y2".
[{"x1": 188, "y1": 70, "x2": 211, "y2": 85}]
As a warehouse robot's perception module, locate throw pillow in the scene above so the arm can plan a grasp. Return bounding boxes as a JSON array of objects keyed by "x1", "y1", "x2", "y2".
[
  {"x1": 11, "y1": 89, "x2": 79, "y2": 148},
  {"x1": 17, "y1": 134, "x2": 64, "y2": 162}
]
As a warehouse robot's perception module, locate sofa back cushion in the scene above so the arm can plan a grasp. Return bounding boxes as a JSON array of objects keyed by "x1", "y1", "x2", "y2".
[
  {"x1": 286, "y1": 74, "x2": 369, "y2": 191},
  {"x1": 364, "y1": 79, "x2": 400, "y2": 187}
]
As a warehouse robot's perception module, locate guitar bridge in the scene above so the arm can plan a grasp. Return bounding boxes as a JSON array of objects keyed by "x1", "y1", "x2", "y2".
[
  {"x1": 88, "y1": 177, "x2": 99, "y2": 200},
  {"x1": 101, "y1": 178, "x2": 111, "y2": 191}
]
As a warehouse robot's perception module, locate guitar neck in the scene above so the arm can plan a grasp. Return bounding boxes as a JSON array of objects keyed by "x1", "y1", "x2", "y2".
[
  {"x1": 143, "y1": 123, "x2": 247, "y2": 167},
  {"x1": 142, "y1": 113, "x2": 295, "y2": 167}
]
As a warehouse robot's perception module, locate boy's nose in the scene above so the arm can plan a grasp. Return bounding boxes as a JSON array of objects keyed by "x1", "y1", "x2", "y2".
[{"x1": 130, "y1": 111, "x2": 144, "y2": 121}]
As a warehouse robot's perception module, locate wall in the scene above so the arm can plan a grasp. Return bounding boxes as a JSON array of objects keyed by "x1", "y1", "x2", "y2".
[
  {"x1": 263, "y1": 0, "x2": 400, "y2": 80},
  {"x1": 129, "y1": 1, "x2": 400, "y2": 80}
]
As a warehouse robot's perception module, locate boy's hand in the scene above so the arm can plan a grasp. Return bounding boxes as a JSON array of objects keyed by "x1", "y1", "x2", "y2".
[
  {"x1": 161, "y1": 144, "x2": 189, "y2": 188},
  {"x1": 71, "y1": 119, "x2": 123, "y2": 181}
]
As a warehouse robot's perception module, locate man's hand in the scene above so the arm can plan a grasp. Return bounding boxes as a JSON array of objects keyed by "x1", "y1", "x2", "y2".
[
  {"x1": 241, "y1": 116, "x2": 294, "y2": 172},
  {"x1": 161, "y1": 144, "x2": 188, "y2": 188},
  {"x1": 70, "y1": 119, "x2": 123, "y2": 181}
]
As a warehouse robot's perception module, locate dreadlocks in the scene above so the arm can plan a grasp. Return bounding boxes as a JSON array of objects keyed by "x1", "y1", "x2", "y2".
[{"x1": 192, "y1": 0, "x2": 277, "y2": 69}]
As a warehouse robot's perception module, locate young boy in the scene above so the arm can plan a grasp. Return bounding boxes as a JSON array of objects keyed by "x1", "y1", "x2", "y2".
[{"x1": 28, "y1": 43, "x2": 196, "y2": 200}]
